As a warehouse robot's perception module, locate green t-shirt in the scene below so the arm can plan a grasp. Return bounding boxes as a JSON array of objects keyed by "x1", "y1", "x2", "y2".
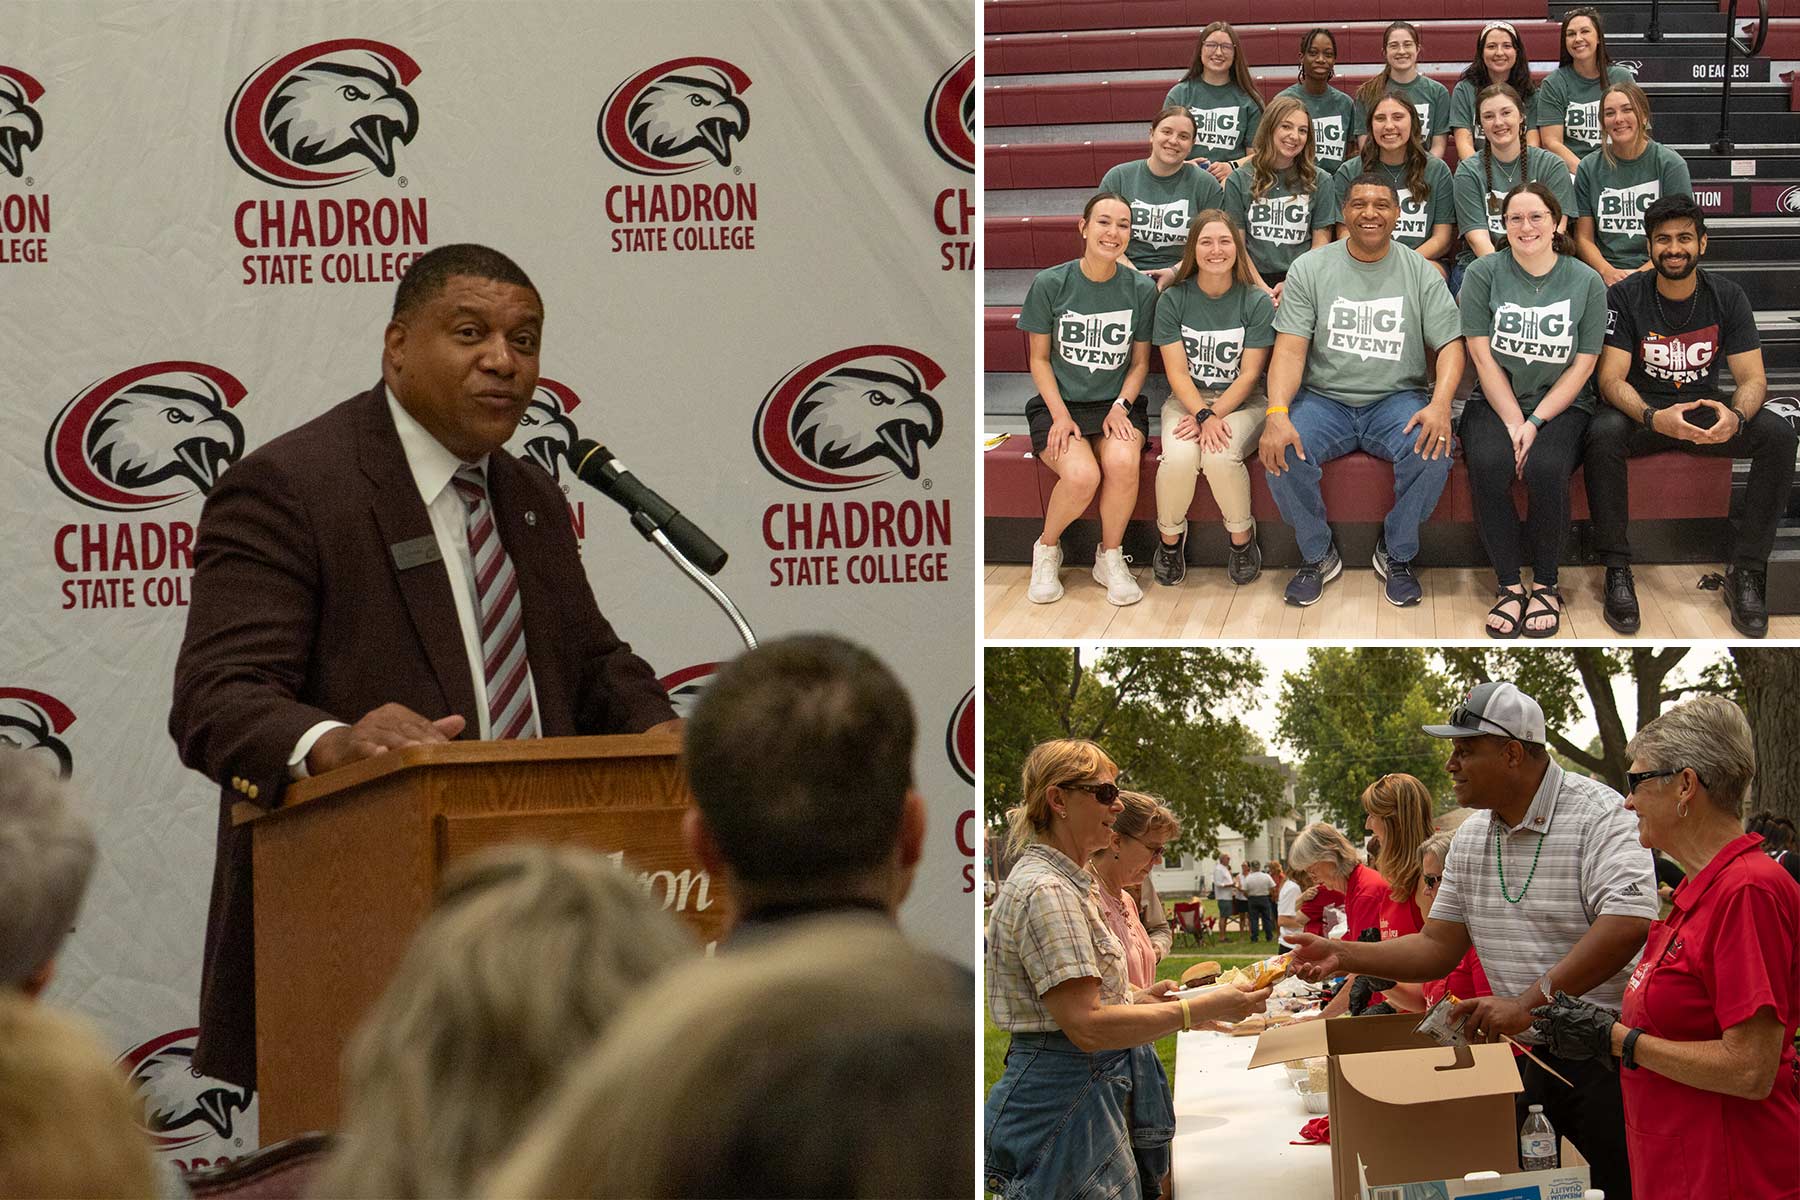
[
  {"x1": 1320, "y1": 155, "x2": 1455, "y2": 251},
  {"x1": 1459, "y1": 250, "x2": 1609, "y2": 414},
  {"x1": 1223, "y1": 166, "x2": 1331, "y2": 279},
  {"x1": 1534, "y1": 64, "x2": 1635, "y2": 159},
  {"x1": 1276, "y1": 82, "x2": 1358, "y2": 177},
  {"x1": 1452, "y1": 145, "x2": 1577, "y2": 266},
  {"x1": 1352, "y1": 75, "x2": 1452, "y2": 143},
  {"x1": 1572, "y1": 142, "x2": 1693, "y2": 269},
  {"x1": 1274, "y1": 239, "x2": 1463, "y2": 407},
  {"x1": 1447, "y1": 77, "x2": 1535, "y2": 150},
  {"x1": 1017, "y1": 259, "x2": 1162, "y2": 404},
  {"x1": 1164, "y1": 79, "x2": 1263, "y2": 160},
  {"x1": 1098, "y1": 158, "x2": 1228, "y2": 270},
  {"x1": 1152, "y1": 278, "x2": 1277, "y2": 390}
]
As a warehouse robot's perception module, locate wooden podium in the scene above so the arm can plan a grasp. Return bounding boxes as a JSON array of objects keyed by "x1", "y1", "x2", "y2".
[{"x1": 232, "y1": 732, "x2": 723, "y2": 1143}]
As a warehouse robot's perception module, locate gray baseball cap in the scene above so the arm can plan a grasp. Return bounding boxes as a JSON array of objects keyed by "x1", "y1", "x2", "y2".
[{"x1": 1422, "y1": 681, "x2": 1546, "y2": 744}]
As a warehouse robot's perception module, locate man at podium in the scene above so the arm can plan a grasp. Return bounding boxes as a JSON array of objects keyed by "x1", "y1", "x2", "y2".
[{"x1": 168, "y1": 243, "x2": 679, "y2": 1089}]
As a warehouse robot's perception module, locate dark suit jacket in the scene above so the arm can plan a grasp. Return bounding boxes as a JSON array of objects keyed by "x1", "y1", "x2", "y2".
[{"x1": 169, "y1": 384, "x2": 676, "y2": 1087}]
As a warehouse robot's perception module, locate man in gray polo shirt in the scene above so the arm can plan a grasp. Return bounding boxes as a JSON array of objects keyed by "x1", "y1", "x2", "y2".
[{"x1": 1288, "y1": 681, "x2": 1656, "y2": 1200}]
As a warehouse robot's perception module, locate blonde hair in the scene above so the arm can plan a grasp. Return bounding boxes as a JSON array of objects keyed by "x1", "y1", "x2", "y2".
[
  {"x1": 1092, "y1": 790, "x2": 1180, "y2": 869},
  {"x1": 1247, "y1": 94, "x2": 1318, "y2": 201},
  {"x1": 0, "y1": 995, "x2": 156, "y2": 1199},
  {"x1": 1288, "y1": 821, "x2": 1360, "y2": 881},
  {"x1": 483, "y1": 916, "x2": 973, "y2": 1199},
  {"x1": 1008, "y1": 739, "x2": 1117, "y2": 855},
  {"x1": 1168, "y1": 208, "x2": 1257, "y2": 290},
  {"x1": 312, "y1": 845, "x2": 698, "y2": 1199},
  {"x1": 1627, "y1": 695, "x2": 1757, "y2": 811},
  {"x1": 1600, "y1": 80, "x2": 1653, "y2": 164},
  {"x1": 1362, "y1": 773, "x2": 1436, "y2": 903}
]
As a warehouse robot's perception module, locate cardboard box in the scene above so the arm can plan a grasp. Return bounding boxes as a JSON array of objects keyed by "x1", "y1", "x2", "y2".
[
  {"x1": 1356, "y1": 1139, "x2": 1592, "y2": 1199},
  {"x1": 1248, "y1": 1013, "x2": 1548, "y2": 1200}
]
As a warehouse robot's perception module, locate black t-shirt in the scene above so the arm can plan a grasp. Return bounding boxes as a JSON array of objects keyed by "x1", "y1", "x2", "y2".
[{"x1": 1603, "y1": 269, "x2": 1760, "y2": 408}]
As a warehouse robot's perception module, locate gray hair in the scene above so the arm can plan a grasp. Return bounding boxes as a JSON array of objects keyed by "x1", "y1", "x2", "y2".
[
  {"x1": 1418, "y1": 829, "x2": 1454, "y2": 869},
  {"x1": 1112, "y1": 790, "x2": 1181, "y2": 844},
  {"x1": 313, "y1": 845, "x2": 698, "y2": 1199},
  {"x1": 1627, "y1": 695, "x2": 1757, "y2": 811},
  {"x1": 0, "y1": 751, "x2": 96, "y2": 989},
  {"x1": 1287, "y1": 822, "x2": 1360, "y2": 879}
]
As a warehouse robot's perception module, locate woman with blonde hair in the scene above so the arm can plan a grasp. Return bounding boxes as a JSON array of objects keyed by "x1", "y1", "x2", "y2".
[
  {"x1": 311, "y1": 844, "x2": 698, "y2": 1199},
  {"x1": 1572, "y1": 81, "x2": 1692, "y2": 285},
  {"x1": 985, "y1": 739, "x2": 1269, "y2": 1199},
  {"x1": 1165, "y1": 21, "x2": 1264, "y2": 182},
  {"x1": 1150, "y1": 209, "x2": 1275, "y2": 587},
  {"x1": 1221, "y1": 95, "x2": 1333, "y2": 301}
]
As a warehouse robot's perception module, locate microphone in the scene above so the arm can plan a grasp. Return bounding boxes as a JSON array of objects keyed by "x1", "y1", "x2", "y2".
[{"x1": 569, "y1": 439, "x2": 729, "y2": 576}]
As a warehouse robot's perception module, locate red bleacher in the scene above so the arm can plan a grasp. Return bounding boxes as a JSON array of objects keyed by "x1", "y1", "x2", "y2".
[{"x1": 986, "y1": 0, "x2": 1549, "y2": 35}]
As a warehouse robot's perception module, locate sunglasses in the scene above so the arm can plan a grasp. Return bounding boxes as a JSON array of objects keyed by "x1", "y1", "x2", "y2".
[
  {"x1": 1627, "y1": 767, "x2": 1706, "y2": 794},
  {"x1": 1451, "y1": 703, "x2": 1528, "y2": 744},
  {"x1": 1060, "y1": 780, "x2": 1121, "y2": 805},
  {"x1": 1423, "y1": 873, "x2": 1443, "y2": 888}
]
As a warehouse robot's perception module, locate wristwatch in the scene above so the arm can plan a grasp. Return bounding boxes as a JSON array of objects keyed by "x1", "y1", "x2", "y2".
[
  {"x1": 1527, "y1": 414, "x2": 1545, "y2": 430},
  {"x1": 1113, "y1": 396, "x2": 1131, "y2": 409},
  {"x1": 1621, "y1": 1026, "x2": 1645, "y2": 1069},
  {"x1": 1641, "y1": 405, "x2": 1659, "y2": 432}
]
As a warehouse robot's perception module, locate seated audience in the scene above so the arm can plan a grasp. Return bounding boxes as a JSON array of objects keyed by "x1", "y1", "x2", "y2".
[
  {"x1": 1572, "y1": 82, "x2": 1692, "y2": 285},
  {"x1": 1536, "y1": 7, "x2": 1635, "y2": 172},
  {"x1": 1222, "y1": 95, "x2": 1335, "y2": 300},
  {"x1": 1276, "y1": 28, "x2": 1356, "y2": 177},
  {"x1": 1458, "y1": 183, "x2": 1607, "y2": 637},
  {"x1": 1258, "y1": 174, "x2": 1464, "y2": 608},
  {"x1": 1101, "y1": 107, "x2": 1226, "y2": 291},
  {"x1": 1165, "y1": 22, "x2": 1264, "y2": 183},
  {"x1": 1323, "y1": 91, "x2": 1455, "y2": 274},
  {"x1": 1018, "y1": 192, "x2": 1160, "y2": 607},
  {"x1": 483, "y1": 916, "x2": 973, "y2": 1199},
  {"x1": 1583, "y1": 194, "x2": 1795, "y2": 637},
  {"x1": 1452, "y1": 84, "x2": 1575, "y2": 293},
  {"x1": 310, "y1": 845, "x2": 696, "y2": 1198},
  {"x1": 1448, "y1": 21, "x2": 1539, "y2": 160},
  {"x1": 1150, "y1": 210, "x2": 1275, "y2": 587},
  {"x1": 1353, "y1": 22, "x2": 1451, "y2": 159}
]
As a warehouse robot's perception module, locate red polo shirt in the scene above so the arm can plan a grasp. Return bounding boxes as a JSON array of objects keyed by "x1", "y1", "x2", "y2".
[
  {"x1": 1301, "y1": 886, "x2": 1345, "y2": 937},
  {"x1": 1620, "y1": 833, "x2": 1800, "y2": 1200},
  {"x1": 1341, "y1": 862, "x2": 1393, "y2": 943}
]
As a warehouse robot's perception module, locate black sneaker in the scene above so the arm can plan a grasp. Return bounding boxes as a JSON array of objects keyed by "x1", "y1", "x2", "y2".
[
  {"x1": 1226, "y1": 529, "x2": 1262, "y2": 585},
  {"x1": 1153, "y1": 530, "x2": 1187, "y2": 586},
  {"x1": 1726, "y1": 566, "x2": 1769, "y2": 638},
  {"x1": 1284, "y1": 540, "x2": 1342, "y2": 606},
  {"x1": 1603, "y1": 565, "x2": 1641, "y2": 634},
  {"x1": 1373, "y1": 537, "x2": 1422, "y2": 607}
]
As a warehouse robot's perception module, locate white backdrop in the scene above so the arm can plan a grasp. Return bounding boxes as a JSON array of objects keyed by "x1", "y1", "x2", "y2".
[{"x1": 1, "y1": 0, "x2": 973, "y2": 1168}]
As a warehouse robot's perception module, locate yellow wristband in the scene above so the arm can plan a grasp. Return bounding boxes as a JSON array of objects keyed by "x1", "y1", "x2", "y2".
[
  {"x1": 1179, "y1": 996, "x2": 1193, "y2": 1032},
  {"x1": 1266, "y1": 406, "x2": 1290, "y2": 415}
]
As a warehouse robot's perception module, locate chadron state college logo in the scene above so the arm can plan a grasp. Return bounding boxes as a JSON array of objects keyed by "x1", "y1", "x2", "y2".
[
  {"x1": 754, "y1": 346, "x2": 946, "y2": 492},
  {"x1": 508, "y1": 378, "x2": 585, "y2": 481},
  {"x1": 599, "y1": 58, "x2": 751, "y2": 176},
  {"x1": 0, "y1": 65, "x2": 44, "y2": 179},
  {"x1": 946, "y1": 687, "x2": 974, "y2": 785},
  {"x1": 226, "y1": 40, "x2": 420, "y2": 188},
  {"x1": 924, "y1": 53, "x2": 974, "y2": 173},
  {"x1": 660, "y1": 662, "x2": 723, "y2": 719},
  {"x1": 117, "y1": 1030, "x2": 254, "y2": 1164},
  {"x1": 46, "y1": 362, "x2": 247, "y2": 512},
  {"x1": 0, "y1": 688, "x2": 75, "y2": 778},
  {"x1": 0, "y1": 65, "x2": 50, "y2": 265}
]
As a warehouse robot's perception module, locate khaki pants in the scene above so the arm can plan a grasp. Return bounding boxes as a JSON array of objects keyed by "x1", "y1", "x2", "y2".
[{"x1": 1155, "y1": 392, "x2": 1267, "y2": 536}]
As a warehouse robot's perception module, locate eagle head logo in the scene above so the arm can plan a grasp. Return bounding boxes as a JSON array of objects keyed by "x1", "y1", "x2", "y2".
[
  {"x1": 0, "y1": 68, "x2": 45, "y2": 179},
  {"x1": 226, "y1": 40, "x2": 422, "y2": 188},
  {"x1": 47, "y1": 362, "x2": 251, "y2": 512},
  {"x1": 507, "y1": 378, "x2": 583, "y2": 480},
  {"x1": 753, "y1": 346, "x2": 948, "y2": 492},
  {"x1": 599, "y1": 58, "x2": 753, "y2": 176},
  {"x1": 924, "y1": 53, "x2": 975, "y2": 172},
  {"x1": 946, "y1": 687, "x2": 975, "y2": 785},
  {"x1": 659, "y1": 663, "x2": 724, "y2": 720},
  {"x1": 0, "y1": 690, "x2": 76, "y2": 780},
  {"x1": 117, "y1": 1031, "x2": 253, "y2": 1151}
]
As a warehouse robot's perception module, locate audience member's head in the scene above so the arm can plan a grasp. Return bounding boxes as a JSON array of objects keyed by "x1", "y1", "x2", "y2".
[
  {"x1": 0, "y1": 993, "x2": 156, "y2": 1199},
  {"x1": 484, "y1": 916, "x2": 974, "y2": 1199},
  {"x1": 311, "y1": 845, "x2": 697, "y2": 1199},
  {"x1": 0, "y1": 748, "x2": 97, "y2": 996},
  {"x1": 683, "y1": 634, "x2": 925, "y2": 920}
]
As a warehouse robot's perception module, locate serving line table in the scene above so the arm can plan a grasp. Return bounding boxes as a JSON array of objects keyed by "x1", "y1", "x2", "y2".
[{"x1": 1171, "y1": 1030, "x2": 1333, "y2": 1200}]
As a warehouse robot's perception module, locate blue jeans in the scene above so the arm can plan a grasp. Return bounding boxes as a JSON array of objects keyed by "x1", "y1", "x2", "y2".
[
  {"x1": 1264, "y1": 387, "x2": 1454, "y2": 564},
  {"x1": 985, "y1": 1032, "x2": 1173, "y2": 1200},
  {"x1": 1248, "y1": 895, "x2": 1276, "y2": 942}
]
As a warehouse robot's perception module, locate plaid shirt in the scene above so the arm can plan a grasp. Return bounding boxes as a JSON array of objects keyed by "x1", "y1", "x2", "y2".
[
  {"x1": 986, "y1": 843, "x2": 1130, "y2": 1032},
  {"x1": 1430, "y1": 760, "x2": 1660, "y2": 1011}
]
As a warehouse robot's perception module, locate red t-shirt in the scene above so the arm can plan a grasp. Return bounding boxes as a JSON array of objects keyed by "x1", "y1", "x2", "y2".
[
  {"x1": 1620, "y1": 833, "x2": 1800, "y2": 1200},
  {"x1": 1301, "y1": 885, "x2": 1344, "y2": 937},
  {"x1": 1340, "y1": 862, "x2": 1392, "y2": 943},
  {"x1": 1421, "y1": 946, "x2": 1494, "y2": 1010}
]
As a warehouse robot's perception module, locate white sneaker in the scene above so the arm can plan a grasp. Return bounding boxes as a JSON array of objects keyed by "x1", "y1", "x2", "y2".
[
  {"x1": 1091, "y1": 547, "x2": 1142, "y2": 606},
  {"x1": 1028, "y1": 541, "x2": 1064, "y2": 603}
]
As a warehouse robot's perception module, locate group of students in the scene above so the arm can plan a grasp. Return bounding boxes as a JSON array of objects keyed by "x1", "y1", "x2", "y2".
[
  {"x1": 985, "y1": 687, "x2": 1800, "y2": 1200},
  {"x1": 1018, "y1": 11, "x2": 1793, "y2": 637}
]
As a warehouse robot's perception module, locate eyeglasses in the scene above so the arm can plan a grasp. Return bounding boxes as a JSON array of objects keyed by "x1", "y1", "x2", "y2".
[
  {"x1": 1423, "y1": 873, "x2": 1443, "y2": 888},
  {"x1": 1627, "y1": 767, "x2": 1707, "y2": 794},
  {"x1": 1125, "y1": 832, "x2": 1166, "y2": 860},
  {"x1": 1505, "y1": 211, "x2": 1553, "y2": 228},
  {"x1": 1203, "y1": 41, "x2": 1235, "y2": 53},
  {"x1": 1450, "y1": 703, "x2": 1528, "y2": 743},
  {"x1": 1060, "y1": 780, "x2": 1121, "y2": 805}
]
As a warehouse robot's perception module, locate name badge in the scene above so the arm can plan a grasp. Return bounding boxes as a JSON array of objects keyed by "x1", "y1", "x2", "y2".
[{"x1": 390, "y1": 535, "x2": 443, "y2": 571}]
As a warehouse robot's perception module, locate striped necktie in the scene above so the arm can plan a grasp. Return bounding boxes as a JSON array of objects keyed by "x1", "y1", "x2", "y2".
[{"x1": 451, "y1": 465, "x2": 539, "y2": 740}]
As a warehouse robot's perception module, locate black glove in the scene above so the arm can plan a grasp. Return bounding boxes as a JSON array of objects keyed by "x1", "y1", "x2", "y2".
[
  {"x1": 1347, "y1": 973, "x2": 1397, "y2": 1016},
  {"x1": 1530, "y1": 991, "x2": 1618, "y2": 1063}
]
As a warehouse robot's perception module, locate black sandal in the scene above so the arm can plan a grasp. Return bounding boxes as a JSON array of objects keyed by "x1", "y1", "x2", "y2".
[
  {"x1": 1485, "y1": 587, "x2": 1527, "y2": 639},
  {"x1": 1523, "y1": 585, "x2": 1563, "y2": 639}
]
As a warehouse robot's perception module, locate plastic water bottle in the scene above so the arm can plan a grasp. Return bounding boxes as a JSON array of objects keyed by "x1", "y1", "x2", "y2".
[{"x1": 1520, "y1": 1104, "x2": 1559, "y2": 1170}]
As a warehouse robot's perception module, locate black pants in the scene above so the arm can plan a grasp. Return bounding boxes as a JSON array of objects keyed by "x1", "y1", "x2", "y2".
[
  {"x1": 1582, "y1": 405, "x2": 1797, "y2": 570},
  {"x1": 1247, "y1": 896, "x2": 1275, "y2": 942},
  {"x1": 1515, "y1": 1048, "x2": 1632, "y2": 1200},
  {"x1": 1460, "y1": 398, "x2": 1590, "y2": 587}
]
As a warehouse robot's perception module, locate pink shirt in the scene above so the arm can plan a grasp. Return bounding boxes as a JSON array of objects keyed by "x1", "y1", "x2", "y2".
[{"x1": 1095, "y1": 882, "x2": 1159, "y2": 990}]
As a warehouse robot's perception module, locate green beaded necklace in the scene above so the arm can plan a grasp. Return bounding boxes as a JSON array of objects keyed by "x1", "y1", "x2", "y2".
[{"x1": 1495, "y1": 820, "x2": 1545, "y2": 904}]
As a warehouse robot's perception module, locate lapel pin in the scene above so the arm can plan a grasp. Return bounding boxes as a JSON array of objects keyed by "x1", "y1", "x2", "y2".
[{"x1": 525, "y1": 511, "x2": 537, "y2": 527}]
